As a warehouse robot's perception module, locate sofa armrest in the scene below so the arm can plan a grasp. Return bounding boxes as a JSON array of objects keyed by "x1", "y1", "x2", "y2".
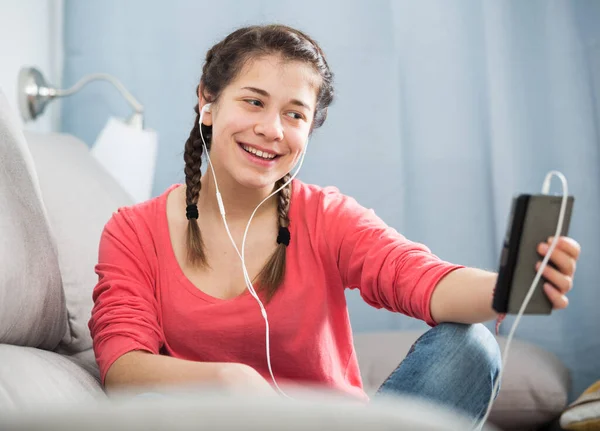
[{"x1": 0, "y1": 344, "x2": 106, "y2": 411}]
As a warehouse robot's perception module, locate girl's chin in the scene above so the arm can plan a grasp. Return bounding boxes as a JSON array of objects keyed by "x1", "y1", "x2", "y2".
[{"x1": 232, "y1": 174, "x2": 280, "y2": 191}]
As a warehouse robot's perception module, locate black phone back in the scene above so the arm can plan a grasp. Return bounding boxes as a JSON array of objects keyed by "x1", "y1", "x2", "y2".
[{"x1": 493, "y1": 194, "x2": 574, "y2": 315}]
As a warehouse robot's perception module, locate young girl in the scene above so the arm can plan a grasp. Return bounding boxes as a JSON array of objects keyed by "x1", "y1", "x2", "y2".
[{"x1": 89, "y1": 24, "x2": 580, "y2": 424}]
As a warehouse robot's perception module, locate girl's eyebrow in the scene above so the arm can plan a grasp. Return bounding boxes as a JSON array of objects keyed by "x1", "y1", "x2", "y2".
[{"x1": 241, "y1": 86, "x2": 311, "y2": 111}]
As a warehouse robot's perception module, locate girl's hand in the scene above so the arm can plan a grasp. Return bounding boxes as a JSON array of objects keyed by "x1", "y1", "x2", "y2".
[
  {"x1": 535, "y1": 236, "x2": 581, "y2": 310},
  {"x1": 217, "y1": 363, "x2": 278, "y2": 396}
]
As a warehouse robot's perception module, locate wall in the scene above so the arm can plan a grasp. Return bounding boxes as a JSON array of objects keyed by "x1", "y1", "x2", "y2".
[{"x1": 0, "y1": 0, "x2": 63, "y2": 132}]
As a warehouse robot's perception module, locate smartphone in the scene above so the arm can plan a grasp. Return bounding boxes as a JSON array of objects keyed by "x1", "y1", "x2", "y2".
[{"x1": 493, "y1": 194, "x2": 574, "y2": 315}]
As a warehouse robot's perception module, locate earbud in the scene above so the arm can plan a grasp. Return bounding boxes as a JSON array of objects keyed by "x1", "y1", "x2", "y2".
[{"x1": 199, "y1": 103, "x2": 212, "y2": 126}]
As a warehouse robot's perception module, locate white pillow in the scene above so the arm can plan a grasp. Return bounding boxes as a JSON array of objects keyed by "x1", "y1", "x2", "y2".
[
  {"x1": 25, "y1": 130, "x2": 133, "y2": 354},
  {"x1": 0, "y1": 90, "x2": 66, "y2": 349}
]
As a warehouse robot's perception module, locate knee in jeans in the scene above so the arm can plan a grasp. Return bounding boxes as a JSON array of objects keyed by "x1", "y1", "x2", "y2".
[{"x1": 441, "y1": 323, "x2": 502, "y2": 378}]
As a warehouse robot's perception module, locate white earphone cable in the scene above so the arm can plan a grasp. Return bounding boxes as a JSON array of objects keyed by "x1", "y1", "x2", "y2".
[
  {"x1": 198, "y1": 104, "x2": 307, "y2": 397},
  {"x1": 477, "y1": 171, "x2": 569, "y2": 429}
]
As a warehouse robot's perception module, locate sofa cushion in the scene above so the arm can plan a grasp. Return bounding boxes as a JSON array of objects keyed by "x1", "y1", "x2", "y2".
[
  {"x1": 67, "y1": 348, "x2": 102, "y2": 382},
  {"x1": 25, "y1": 131, "x2": 133, "y2": 354},
  {"x1": 0, "y1": 90, "x2": 66, "y2": 349},
  {"x1": 353, "y1": 330, "x2": 569, "y2": 430},
  {"x1": 0, "y1": 344, "x2": 105, "y2": 411},
  {"x1": 491, "y1": 336, "x2": 570, "y2": 429}
]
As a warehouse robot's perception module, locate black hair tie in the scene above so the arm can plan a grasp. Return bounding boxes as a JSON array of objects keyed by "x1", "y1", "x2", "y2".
[
  {"x1": 186, "y1": 204, "x2": 199, "y2": 220},
  {"x1": 277, "y1": 226, "x2": 290, "y2": 246}
]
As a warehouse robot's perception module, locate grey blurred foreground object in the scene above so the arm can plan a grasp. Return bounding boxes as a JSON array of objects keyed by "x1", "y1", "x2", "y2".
[{"x1": 0, "y1": 389, "x2": 495, "y2": 431}]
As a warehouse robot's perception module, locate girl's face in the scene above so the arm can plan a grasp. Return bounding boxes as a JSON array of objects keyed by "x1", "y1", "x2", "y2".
[{"x1": 201, "y1": 54, "x2": 320, "y2": 192}]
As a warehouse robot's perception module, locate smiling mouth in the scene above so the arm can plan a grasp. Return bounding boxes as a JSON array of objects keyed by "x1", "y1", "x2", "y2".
[{"x1": 239, "y1": 143, "x2": 279, "y2": 160}]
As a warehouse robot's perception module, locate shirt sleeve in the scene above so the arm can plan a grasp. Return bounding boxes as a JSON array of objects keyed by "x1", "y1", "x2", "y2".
[
  {"x1": 319, "y1": 187, "x2": 464, "y2": 326},
  {"x1": 88, "y1": 208, "x2": 164, "y2": 385}
]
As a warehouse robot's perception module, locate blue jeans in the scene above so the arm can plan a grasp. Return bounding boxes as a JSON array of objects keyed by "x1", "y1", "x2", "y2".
[{"x1": 373, "y1": 323, "x2": 501, "y2": 427}]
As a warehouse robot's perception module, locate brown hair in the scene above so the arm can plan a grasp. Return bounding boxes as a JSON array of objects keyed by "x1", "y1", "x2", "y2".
[{"x1": 183, "y1": 24, "x2": 334, "y2": 300}]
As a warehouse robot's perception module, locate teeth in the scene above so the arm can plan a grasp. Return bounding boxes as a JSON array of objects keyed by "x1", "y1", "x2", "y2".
[{"x1": 242, "y1": 145, "x2": 276, "y2": 159}]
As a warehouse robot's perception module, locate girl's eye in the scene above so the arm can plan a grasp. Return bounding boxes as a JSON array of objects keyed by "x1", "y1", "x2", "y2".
[
  {"x1": 286, "y1": 112, "x2": 304, "y2": 120},
  {"x1": 245, "y1": 99, "x2": 263, "y2": 107}
]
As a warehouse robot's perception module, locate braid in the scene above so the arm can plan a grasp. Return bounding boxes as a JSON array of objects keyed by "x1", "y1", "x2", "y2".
[
  {"x1": 276, "y1": 174, "x2": 292, "y2": 228},
  {"x1": 256, "y1": 175, "x2": 292, "y2": 301},
  {"x1": 183, "y1": 100, "x2": 209, "y2": 267}
]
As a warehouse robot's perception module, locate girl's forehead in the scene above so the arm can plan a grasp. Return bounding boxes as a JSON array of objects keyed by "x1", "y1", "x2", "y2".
[{"x1": 234, "y1": 55, "x2": 321, "y2": 93}]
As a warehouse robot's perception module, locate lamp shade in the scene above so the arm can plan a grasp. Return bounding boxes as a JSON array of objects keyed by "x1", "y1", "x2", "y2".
[{"x1": 91, "y1": 117, "x2": 158, "y2": 203}]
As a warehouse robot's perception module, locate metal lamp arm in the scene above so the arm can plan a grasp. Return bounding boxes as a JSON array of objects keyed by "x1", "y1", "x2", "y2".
[{"x1": 56, "y1": 73, "x2": 144, "y2": 114}]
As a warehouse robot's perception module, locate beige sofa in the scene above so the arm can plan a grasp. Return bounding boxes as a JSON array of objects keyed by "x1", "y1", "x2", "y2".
[{"x1": 0, "y1": 89, "x2": 568, "y2": 430}]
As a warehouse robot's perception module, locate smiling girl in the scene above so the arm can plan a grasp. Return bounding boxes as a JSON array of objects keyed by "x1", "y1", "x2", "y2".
[{"x1": 89, "y1": 24, "x2": 581, "y2": 425}]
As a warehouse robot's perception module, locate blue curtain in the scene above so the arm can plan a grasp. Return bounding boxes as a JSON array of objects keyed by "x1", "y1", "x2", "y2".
[{"x1": 62, "y1": 0, "x2": 600, "y2": 399}]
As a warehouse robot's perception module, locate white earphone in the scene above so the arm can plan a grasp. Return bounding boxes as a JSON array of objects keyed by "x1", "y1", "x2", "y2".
[{"x1": 197, "y1": 102, "x2": 308, "y2": 397}]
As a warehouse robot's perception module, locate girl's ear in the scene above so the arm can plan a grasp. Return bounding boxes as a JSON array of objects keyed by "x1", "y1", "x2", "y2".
[
  {"x1": 200, "y1": 102, "x2": 213, "y2": 127},
  {"x1": 198, "y1": 84, "x2": 214, "y2": 127}
]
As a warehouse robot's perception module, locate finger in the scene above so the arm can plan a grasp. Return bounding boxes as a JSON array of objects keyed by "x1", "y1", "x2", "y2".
[
  {"x1": 537, "y1": 242, "x2": 576, "y2": 276},
  {"x1": 535, "y1": 261, "x2": 573, "y2": 294},
  {"x1": 547, "y1": 236, "x2": 581, "y2": 260},
  {"x1": 544, "y1": 282, "x2": 569, "y2": 310}
]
